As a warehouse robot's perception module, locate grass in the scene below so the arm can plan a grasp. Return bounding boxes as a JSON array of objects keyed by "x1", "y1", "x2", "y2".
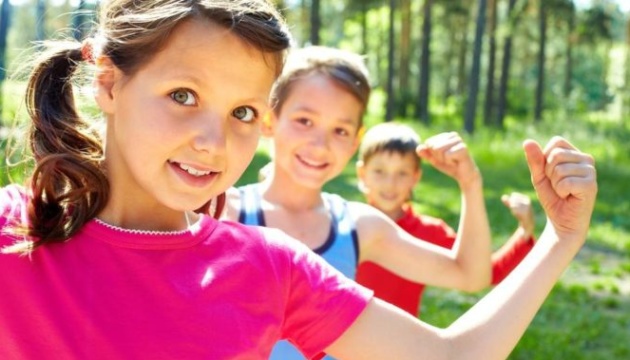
[{"x1": 2, "y1": 83, "x2": 629, "y2": 358}]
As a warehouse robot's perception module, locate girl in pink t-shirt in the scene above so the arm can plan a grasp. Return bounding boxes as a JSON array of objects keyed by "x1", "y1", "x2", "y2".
[{"x1": 0, "y1": 0, "x2": 597, "y2": 359}]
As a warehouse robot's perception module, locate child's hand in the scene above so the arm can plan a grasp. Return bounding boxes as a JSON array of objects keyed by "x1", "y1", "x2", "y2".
[
  {"x1": 501, "y1": 192, "x2": 535, "y2": 238},
  {"x1": 417, "y1": 132, "x2": 480, "y2": 189},
  {"x1": 523, "y1": 137, "x2": 597, "y2": 244}
]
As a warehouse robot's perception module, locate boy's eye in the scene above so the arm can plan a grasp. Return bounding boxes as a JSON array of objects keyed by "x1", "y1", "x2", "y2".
[
  {"x1": 335, "y1": 128, "x2": 350, "y2": 136},
  {"x1": 170, "y1": 89, "x2": 196, "y2": 106},
  {"x1": 232, "y1": 106, "x2": 257, "y2": 122}
]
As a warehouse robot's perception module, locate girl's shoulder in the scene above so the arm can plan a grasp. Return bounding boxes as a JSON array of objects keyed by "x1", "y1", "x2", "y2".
[{"x1": 0, "y1": 184, "x2": 27, "y2": 219}]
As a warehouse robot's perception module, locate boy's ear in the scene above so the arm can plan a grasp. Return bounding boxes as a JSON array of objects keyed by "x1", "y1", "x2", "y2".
[
  {"x1": 260, "y1": 111, "x2": 276, "y2": 137},
  {"x1": 93, "y1": 57, "x2": 119, "y2": 115},
  {"x1": 414, "y1": 167, "x2": 422, "y2": 183}
]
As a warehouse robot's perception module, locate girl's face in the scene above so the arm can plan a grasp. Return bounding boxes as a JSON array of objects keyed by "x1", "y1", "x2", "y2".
[
  {"x1": 269, "y1": 74, "x2": 362, "y2": 189},
  {"x1": 96, "y1": 19, "x2": 277, "y2": 220},
  {"x1": 357, "y1": 151, "x2": 420, "y2": 217}
]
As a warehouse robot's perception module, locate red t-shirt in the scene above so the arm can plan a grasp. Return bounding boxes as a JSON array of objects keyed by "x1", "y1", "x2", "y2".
[{"x1": 355, "y1": 205, "x2": 534, "y2": 316}]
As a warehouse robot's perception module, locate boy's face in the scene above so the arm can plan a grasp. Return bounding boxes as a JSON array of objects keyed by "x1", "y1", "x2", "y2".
[
  {"x1": 268, "y1": 74, "x2": 362, "y2": 189},
  {"x1": 357, "y1": 151, "x2": 421, "y2": 216}
]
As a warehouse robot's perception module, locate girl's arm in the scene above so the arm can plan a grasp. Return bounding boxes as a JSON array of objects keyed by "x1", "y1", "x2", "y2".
[
  {"x1": 356, "y1": 132, "x2": 492, "y2": 291},
  {"x1": 328, "y1": 137, "x2": 597, "y2": 359}
]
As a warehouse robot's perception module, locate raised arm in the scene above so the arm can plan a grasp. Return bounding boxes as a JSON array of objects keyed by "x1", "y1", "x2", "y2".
[
  {"x1": 327, "y1": 136, "x2": 597, "y2": 359},
  {"x1": 491, "y1": 192, "x2": 536, "y2": 284},
  {"x1": 357, "y1": 132, "x2": 492, "y2": 292}
]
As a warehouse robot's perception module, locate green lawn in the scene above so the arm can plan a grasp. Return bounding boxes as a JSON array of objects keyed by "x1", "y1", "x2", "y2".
[{"x1": 2, "y1": 82, "x2": 629, "y2": 358}]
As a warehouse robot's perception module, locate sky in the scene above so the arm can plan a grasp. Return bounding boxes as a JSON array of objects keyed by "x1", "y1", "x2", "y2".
[{"x1": 574, "y1": 0, "x2": 629, "y2": 12}]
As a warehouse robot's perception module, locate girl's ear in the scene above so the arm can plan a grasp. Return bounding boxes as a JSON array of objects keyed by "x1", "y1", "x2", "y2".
[
  {"x1": 355, "y1": 160, "x2": 368, "y2": 194},
  {"x1": 353, "y1": 126, "x2": 366, "y2": 148},
  {"x1": 260, "y1": 111, "x2": 276, "y2": 137},
  {"x1": 93, "y1": 57, "x2": 119, "y2": 115}
]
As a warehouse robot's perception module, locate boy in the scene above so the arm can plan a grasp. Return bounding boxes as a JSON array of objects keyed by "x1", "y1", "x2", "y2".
[{"x1": 355, "y1": 122, "x2": 536, "y2": 316}]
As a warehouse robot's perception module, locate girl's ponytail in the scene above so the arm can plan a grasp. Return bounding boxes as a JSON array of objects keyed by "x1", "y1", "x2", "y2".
[{"x1": 15, "y1": 42, "x2": 109, "y2": 251}]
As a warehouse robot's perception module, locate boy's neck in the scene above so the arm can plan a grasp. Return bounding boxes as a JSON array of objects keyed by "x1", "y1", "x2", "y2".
[{"x1": 369, "y1": 201, "x2": 407, "y2": 222}]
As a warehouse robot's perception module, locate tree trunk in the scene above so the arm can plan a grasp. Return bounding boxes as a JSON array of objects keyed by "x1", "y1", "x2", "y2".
[
  {"x1": 416, "y1": 0, "x2": 432, "y2": 124},
  {"x1": 443, "y1": 21, "x2": 458, "y2": 103},
  {"x1": 483, "y1": 0, "x2": 497, "y2": 127},
  {"x1": 496, "y1": 0, "x2": 518, "y2": 129},
  {"x1": 534, "y1": 0, "x2": 546, "y2": 122},
  {"x1": 310, "y1": 0, "x2": 320, "y2": 45},
  {"x1": 456, "y1": 7, "x2": 471, "y2": 96},
  {"x1": 0, "y1": 0, "x2": 12, "y2": 121},
  {"x1": 385, "y1": 0, "x2": 396, "y2": 121},
  {"x1": 624, "y1": 16, "x2": 630, "y2": 119},
  {"x1": 398, "y1": 0, "x2": 411, "y2": 118},
  {"x1": 36, "y1": 0, "x2": 46, "y2": 42},
  {"x1": 464, "y1": 0, "x2": 487, "y2": 134},
  {"x1": 72, "y1": 0, "x2": 87, "y2": 40},
  {"x1": 361, "y1": 1, "x2": 368, "y2": 54},
  {"x1": 564, "y1": 6, "x2": 575, "y2": 98}
]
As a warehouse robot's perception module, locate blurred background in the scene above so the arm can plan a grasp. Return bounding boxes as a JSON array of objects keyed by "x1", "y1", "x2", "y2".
[{"x1": 0, "y1": 1, "x2": 628, "y2": 358}]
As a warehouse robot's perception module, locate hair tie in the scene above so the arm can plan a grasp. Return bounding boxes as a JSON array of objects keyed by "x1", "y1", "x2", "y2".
[{"x1": 81, "y1": 38, "x2": 94, "y2": 64}]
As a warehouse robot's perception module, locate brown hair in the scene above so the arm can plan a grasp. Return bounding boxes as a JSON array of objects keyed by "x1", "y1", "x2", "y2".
[
  {"x1": 270, "y1": 46, "x2": 371, "y2": 127},
  {"x1": 358, "y1": 122, "x2": 421, "y2": 168},
  {"x1": 8, "y1": 0, "x2": 291, "y2": 253}
]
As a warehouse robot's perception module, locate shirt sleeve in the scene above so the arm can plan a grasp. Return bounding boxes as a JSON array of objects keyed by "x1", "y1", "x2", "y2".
[{"x1": 266, "y1": 228, "x2": 373, "y2": 358}]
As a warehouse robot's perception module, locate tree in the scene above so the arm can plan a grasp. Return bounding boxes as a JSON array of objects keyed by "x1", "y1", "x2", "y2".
[
  {"x1": 564, "y1": 2, "x2": 576, "y2": 98},
  {"x1": 397, "y1": 0, "x2": 412, "y2": 118},
  {"x1": 624, "y1": 15, "x2": 630, "y2": 118},
  {"x1": 36, "y1": 0, "x2": 46, "y2": 42},
  {"x1": 496, "y1": 0, "x2": 523, "y2": 129},
  {"x1": 464, "y1": 0, "x2": 487, "y2": 134},
  {"x1": 385, "y1": 0, "x2": 396, "y2": 121},
  {"x1": 72, "y1": 0, "x2": 88, "y2": 40},
  {"x1": 416, "y1": 0, "x2": 433, "y2": 123},
  {"x1": 533, "y1": 0, "x2": 546, "y2": 122},
  {"x1": 310, "y1": 0, "x2": 321, "y2": 45},
  {"x1": 0, "y1": 0, "x2": 12, "y2": 122},
  {"x1": 483, "y1": 0, "x2": 497, "y2": 126}
]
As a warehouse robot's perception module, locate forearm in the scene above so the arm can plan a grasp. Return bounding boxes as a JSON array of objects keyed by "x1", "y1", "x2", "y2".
[
  {"x1": 444, "y1": 222, "x2": 583, "y2": 359},
  {"x1": 453, "y1": 177, "x2": 492, "y2": 290},
  {"x1": 491, "y1": 228, "x2": 535, "y2": 284}
]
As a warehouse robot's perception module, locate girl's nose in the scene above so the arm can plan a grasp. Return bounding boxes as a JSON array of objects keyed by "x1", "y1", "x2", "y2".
[{"x1": 192, "y1": 113, "x2": 227, "y2": 155}]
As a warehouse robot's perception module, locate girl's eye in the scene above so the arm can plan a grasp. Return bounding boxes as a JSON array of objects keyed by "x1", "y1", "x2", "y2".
[
  {"x1": 170, "y1": 89, "x2": 197, "y2": 106},
  {"x1": 335, "y1": 128, "x2": 350, "y2": 137},
  {"x1": 232, "y1": 106, "x2": 257, "y2": 122},
  {"x1": 296, "y1": 117, "x2": 312, "y2": 126}
]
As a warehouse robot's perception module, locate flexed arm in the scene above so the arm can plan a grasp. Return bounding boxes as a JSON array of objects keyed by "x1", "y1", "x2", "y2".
[
  {"x1": 327, "y1": 137, "x2": 597, "y2": 359},
  {"x1": 417, "y1": 132, "x2": 493, "y2": 290}
]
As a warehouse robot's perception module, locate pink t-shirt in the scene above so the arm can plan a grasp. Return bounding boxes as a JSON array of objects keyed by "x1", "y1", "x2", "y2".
[{"x1": 0, "y1": 185, "x2": 372, "y2": 359}]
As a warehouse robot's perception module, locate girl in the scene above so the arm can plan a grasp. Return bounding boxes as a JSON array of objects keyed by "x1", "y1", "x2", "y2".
[
  {"x1": 225, "y1": 46, "x2": 487, "y2": 359},
  {"x1": 223, "y1": 46, "x2": 592, "y2": 360},
  {"x1": 0, "y1": 1, "x2": 597, "y2": 359}
]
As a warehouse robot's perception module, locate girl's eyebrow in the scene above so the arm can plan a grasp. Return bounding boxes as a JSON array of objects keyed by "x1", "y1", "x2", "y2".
[{"x1": 292, "y1": 106, "x2": 358, "y2": 125}]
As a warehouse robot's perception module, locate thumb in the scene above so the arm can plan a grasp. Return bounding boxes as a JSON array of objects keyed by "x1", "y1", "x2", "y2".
[{"x1": 523, "y1": 140, "x2": 555, "y2": 205}]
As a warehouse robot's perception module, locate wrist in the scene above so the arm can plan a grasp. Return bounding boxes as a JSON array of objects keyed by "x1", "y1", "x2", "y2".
[
  {"x1": 457, "y1": 170, "x2": 483, "y2": 192},
  {"x1": 517, "y1": 226, "x2": 534, "y2": 243}
]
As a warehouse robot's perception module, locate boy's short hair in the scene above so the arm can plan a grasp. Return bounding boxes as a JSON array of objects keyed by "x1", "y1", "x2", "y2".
[{"x1": 359, "y1": 122, "x2": 421, "y2": 167}]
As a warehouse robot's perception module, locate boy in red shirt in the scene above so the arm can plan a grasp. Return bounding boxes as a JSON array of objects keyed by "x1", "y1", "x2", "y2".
[{"x1": 355, "y1": 122, "x2": 536, "y2": 316}]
